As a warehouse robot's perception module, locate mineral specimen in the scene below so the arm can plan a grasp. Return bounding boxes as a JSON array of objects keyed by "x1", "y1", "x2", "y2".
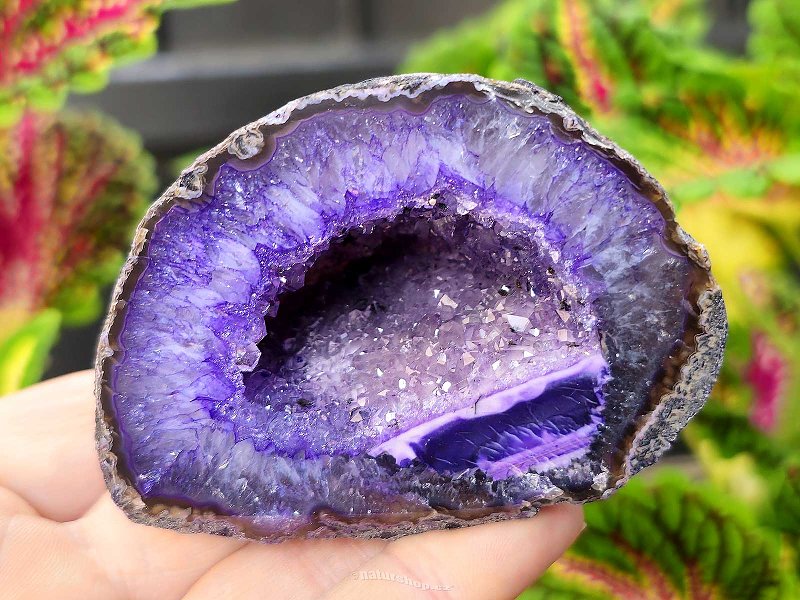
[{"x1": 95, "y1": 74, "x2": 726, "y2": 542}]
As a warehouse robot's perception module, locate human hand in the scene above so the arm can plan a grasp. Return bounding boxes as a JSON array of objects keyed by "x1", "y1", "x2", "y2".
[{"x1": 0, "y1": 371, "x2": 584, "y2": 599}]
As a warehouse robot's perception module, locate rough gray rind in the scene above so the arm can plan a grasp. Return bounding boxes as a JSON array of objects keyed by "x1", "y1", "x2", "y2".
[
  {"x1": 95, "y1": 73, "x2": 726, "y2": 541},
  {"x1": 609, "y1": 288, "x2": 727, "y2": 494}
]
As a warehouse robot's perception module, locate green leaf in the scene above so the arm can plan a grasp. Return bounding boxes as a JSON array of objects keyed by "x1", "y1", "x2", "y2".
[
  {"x1": 670, "y1": 177, "x2": 718, "y2": 205},
  {"x1": 0, "y1": 310, "x2": 61, "y2": 396},
  {"x1": 718, "y1": 168, "x2": 771, "y2": 199},
  {"x1": 400, "y1": 2, "x2": 514, "y2": 78},
  {"x1": 766, "y1": 154, "x2": 800, "y2": 185},
  {"x1": 401, "y1": 0, "x2": 799, "y2": 184},
  {"x1": 523, "y1": 472, "x2": 785, "y2": 599},
  {"x1": 687, "y1": 405, "x2": 786, "y2": 467},
  {"x1": 748, "y1": 0, "x2": 800, "y2": 64},
  {"x1": 764, "y1": 461, "x2": 800, "y2": 541}
]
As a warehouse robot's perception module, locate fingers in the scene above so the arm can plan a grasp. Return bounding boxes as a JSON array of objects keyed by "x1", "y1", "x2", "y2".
[
  {"x1": 0, "y1": 370, "x2": 244, "y2": 600},
  {"x1": 0, "y1": 491, "x2": 247, "y2": 600},
  {"x1": 323, "y1": 504, "x2": 585, "y2": 600},
  {"x1": 67, "y1": 494, "x2": 245, "y2": 600},
  {"x1": 181, "y1": 537, "x2": 387, "y2": 600},
  {"x1": 0, "y1": 513, "x2": 118, "y2": 600},
  {"x1": 0, "y1": 487, "x2": 38, "y2": 517},
  {"x1": 2, "y1": 504, "x2": 583, "y2": 600},
  {"x1": 0, "y1": 371, "x2": 105, "y2": 521}
]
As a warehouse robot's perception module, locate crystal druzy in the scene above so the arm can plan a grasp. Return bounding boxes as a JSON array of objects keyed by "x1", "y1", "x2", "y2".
[{"x1": 95, "y1": 74, "x2": 726, "y2": 541}]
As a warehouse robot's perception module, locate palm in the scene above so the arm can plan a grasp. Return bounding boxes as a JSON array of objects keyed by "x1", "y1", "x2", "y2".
[{"x1": 0, "y1": 372, "x2": 583, "y2": 599}]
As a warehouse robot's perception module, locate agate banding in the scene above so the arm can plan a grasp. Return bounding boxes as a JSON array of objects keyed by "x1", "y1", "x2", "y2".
[{"x1": 95, "y1": 74, "x2": 726, "y2": 541}]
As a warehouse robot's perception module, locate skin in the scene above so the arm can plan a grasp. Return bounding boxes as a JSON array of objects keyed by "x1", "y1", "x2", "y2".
[{"x1": 0, "y1": 371, "x2": 584, "y2": 600}]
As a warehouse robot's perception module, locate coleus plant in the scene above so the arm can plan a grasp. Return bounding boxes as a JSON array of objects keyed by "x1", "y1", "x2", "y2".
[
  {"x1": 520, "y1": 473, "x2": 786, "y2": 599},
  {"x1": 0, "y1": 109, "x2": 155, "y2": 392},
  {"x1": 402, "y1": 0, "x2": 800, "y2": 594},
  {"x1": 0, "y1": 0, "x2": 233, "y2": 125}
]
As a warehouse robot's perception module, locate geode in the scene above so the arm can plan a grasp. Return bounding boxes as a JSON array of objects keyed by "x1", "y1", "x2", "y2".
[{"x1": 95, "y1": 74, "x2": 726, "y2": 542}]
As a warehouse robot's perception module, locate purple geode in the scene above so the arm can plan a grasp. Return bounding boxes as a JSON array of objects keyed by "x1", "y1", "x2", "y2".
[{"x1": 95, "y1": 74, "x2": 726, "y2": 541}]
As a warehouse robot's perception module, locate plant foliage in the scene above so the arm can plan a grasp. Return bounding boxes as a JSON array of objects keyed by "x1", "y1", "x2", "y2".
[
  {"x1": 0, "y1": 109, "x2": 155, "y2": 391},
  {"x1": 0, "y1": 0, "x2": 233, "y2": 125},
  {"x1": 521, "y1": 474, "x2": 784, "y2": 599}
]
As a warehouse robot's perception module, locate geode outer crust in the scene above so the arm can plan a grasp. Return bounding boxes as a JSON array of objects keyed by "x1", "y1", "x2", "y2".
[{"x1": 95, "y1": 74, "x2": 726, "y2": 541}]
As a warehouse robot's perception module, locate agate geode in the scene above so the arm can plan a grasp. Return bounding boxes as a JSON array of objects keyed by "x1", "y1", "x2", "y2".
[{"x1": 95, "y1": 74, "x2": 726, "y2": 541}]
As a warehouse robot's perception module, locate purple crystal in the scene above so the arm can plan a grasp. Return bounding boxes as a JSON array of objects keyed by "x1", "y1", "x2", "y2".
[{"x1": 95, "y1": 75, "x2": 726, "y2": 541}]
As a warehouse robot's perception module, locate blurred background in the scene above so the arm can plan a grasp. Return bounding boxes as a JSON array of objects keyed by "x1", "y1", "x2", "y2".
[{"x1": 1, "y1": 1, "x2": 798, "y2": 597}]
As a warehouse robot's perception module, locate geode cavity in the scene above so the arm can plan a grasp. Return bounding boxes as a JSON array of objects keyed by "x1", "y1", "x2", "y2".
[{"x1": 95, "y1": 74, "x2": 726, "y2": 541}]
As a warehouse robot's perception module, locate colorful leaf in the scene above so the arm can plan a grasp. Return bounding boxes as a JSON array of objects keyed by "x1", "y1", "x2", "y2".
[
  {"x1": 0, "y1": 109, "x2": 156, "y2": 339},
  {"x1": 745, "y1": 333, "x2": 789, "y2": 432},
  {"x1": 401, "y1": 0, "x2": 798, "y2": 184},
  {"x1": 520, "y1": 473, "x2": 785, "y2": 599},
  {"x1": 402, "y1": 0, "x2": 710, "y2": 119},
  {"x1": 685, "y1": 408, "x2": 800, "y2": 581},
  {"x1": 0, "y1": 0, "x2": 234, "y2": 125}
]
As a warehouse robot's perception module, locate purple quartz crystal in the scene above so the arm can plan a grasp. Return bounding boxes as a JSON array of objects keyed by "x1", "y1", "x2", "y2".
[{"x1": 95, "y1": 74, "x2": 726, "y2": 541}]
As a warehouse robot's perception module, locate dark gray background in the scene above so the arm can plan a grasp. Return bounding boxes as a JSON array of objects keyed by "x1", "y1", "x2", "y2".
[{"x1": 50, "y1": 0, "x2": 751, "y2": 377}]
